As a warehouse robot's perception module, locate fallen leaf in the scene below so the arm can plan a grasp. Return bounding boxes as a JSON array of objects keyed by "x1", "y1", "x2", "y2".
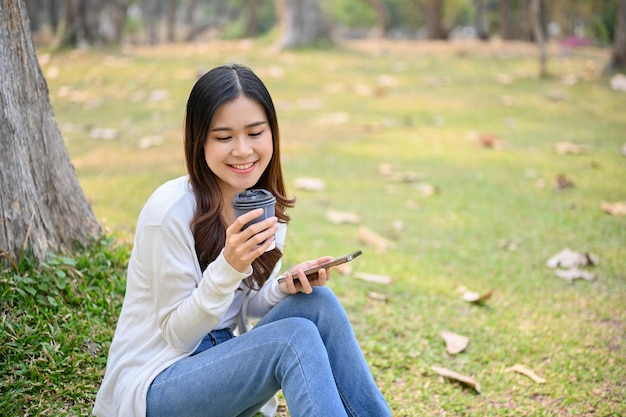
[
  {"x1": 431, "y1": 366, "x2": 481, "y2": 394},
  {"x1": 293, "y1": 177, "x2": 325, "y2": 191},
  {"x1": 609, "y1": 73, "x2": 626, "y2": 92},
  {"x1": 390, "y1": 171, "x2": 423, "y2": 183},
  {"x1": 478, "y1": 133, "x2": 501, "y2": 148},
  {"x1": 601, "y1": 201, "x2": 626, "y2": 216},
  {"x1": 367, "y1": 291, "x2": 388, "y2": 302},
  {"x1": 507, "y1": 364, "x2": 546, "y2": 384},
  {"x1": 414, "y1": 183, "x2": 437, "y2": 197},
  {"x1": 546, "y1": 248, "x2": 598, "y2": 269},
  {"x1": 378, "y1": 163, "x2": 394, "y2": 176},
  {"x1": 440, "y1": 330, "x2": 469, "y2": 355},
  {"x1": 353, "y1": 272, "x2": 391, "y2": 285},
  {"x1": 90, "y1": 127, "x2": 118, "y2": 140},
  {"x1": 357, "y1": 226, "x2": 395, "y2": 252},
  {"x1": 554, "y1": 268, "x2": 596, "y2": 283},
  {"x1": 555, "y1": 174, "x2": 574, "y2": 191},
  {"x1": 462, "y1": 290, "x2": 493, "y2": 304},
  {"x1": 326, "y1": 209, "x2": 361, "y2": 225},
  {"x1": 554, "y1": 141, "x2": 590, "y2": 155},
  {"x1": 547, "y1": 90, "x2": 568, "y2": 101}
]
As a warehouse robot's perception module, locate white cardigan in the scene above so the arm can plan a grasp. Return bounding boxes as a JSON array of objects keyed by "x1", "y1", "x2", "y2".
[{"x1": 93, "y1": 176, "x2": 287, "y2": 417}]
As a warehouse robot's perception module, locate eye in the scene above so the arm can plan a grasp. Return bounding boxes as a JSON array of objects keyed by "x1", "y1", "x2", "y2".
[
  {"x1": 215, "y1": 136, "x2": 232, "y2": 141},
  {"x1": 249, "y1": 131, "x2": 263, "y2": 138}
]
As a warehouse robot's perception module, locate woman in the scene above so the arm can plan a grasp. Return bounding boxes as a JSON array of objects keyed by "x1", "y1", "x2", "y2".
[{"x1": 93, "y1": 64, "x2": 392, "y2": 417}]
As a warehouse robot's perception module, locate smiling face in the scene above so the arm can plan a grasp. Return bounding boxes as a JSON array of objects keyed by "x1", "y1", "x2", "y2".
[{"x1": 204, "y1": 95, "x2": 274, "y2": 203}]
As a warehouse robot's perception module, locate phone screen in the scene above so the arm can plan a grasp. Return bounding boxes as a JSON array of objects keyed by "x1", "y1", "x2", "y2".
[{"x1": 277, "y1": 250, "x2": 362, "y2": 283}]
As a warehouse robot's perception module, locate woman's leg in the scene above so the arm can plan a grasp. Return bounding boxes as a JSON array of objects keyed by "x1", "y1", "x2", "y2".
[
  {"x1": 255, "y1": 286, "x2": 392, "y2": 417},
  {"x1": 146, "y1": 317, "x2": 348, "y2": 417}
]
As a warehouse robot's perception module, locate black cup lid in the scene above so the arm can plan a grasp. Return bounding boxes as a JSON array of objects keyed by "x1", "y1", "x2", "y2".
[{"x1": 232, "y1": 189, "x2": 276, "y2": 208}]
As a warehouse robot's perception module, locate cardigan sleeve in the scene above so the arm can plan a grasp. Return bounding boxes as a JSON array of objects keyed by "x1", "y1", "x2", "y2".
[{"x1": 138, "y1": 222, "x2": 251, "y2": 352}]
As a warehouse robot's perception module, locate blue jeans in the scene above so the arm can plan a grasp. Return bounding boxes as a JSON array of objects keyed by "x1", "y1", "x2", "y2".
[{"x1": 146, "y1": 286, "x2": 391, "y2": 417}]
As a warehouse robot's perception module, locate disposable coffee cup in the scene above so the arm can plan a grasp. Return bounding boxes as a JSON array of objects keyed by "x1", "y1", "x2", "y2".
[{"x1": 232, "y1": 189, "x2": 277, "y2": 251}]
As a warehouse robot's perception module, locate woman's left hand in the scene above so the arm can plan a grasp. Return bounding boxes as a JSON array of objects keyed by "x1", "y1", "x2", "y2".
[{"x1": 278, "y1": 256, "x2": 333, "y2": 295}]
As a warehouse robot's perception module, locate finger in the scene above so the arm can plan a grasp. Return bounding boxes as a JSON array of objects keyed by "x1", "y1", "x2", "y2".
[
  {"x1": 231, "y1": 208, "x2": 266, "y2": 232},
  {"x1": 285, "y1": 273, "x2": 298, "y2": 294},
  {"x1": 295, "y1": 269, "x2": 313, "y2": 294}
]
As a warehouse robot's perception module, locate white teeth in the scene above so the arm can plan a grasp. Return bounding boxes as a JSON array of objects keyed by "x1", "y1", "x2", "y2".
[{"x1": 232, "y1": 162, "x2": 253, "y2": 170}]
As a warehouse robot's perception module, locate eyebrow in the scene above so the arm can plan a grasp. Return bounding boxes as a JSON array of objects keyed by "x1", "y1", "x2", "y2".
[{"x1": 210, "y1": 121, "x2": 267, "y2": 132}]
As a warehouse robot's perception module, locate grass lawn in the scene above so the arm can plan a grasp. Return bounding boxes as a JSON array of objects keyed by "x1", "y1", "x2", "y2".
[{"x1": 1, "y1": 38, "x2": 625, "y2": 416}]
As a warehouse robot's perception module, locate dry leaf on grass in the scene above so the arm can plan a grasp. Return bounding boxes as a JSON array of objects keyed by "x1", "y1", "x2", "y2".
[
  {"x1": 431, "y1": 366, "x2": 481, "y2": 394},
  {"x1": 546, "y1": 248, "x2": 598, "y2": 269},
  {"x1": 601, "y1": 201, "x2": 626, "y2": 216},
  {"x1": 293, "y1": 177, "x2": 325, "y2": 191},
  {"x1": 507, "y1": 364, "x2": 546, "y2": 384},
  {"x1": 326, "y1": 209, "x2": 362, "y2": 225},
  {"x1": 462, "y1": 289, "x2": 493, "y2": 304},
  {"x1": 554, "y1": 141, "x2": 589, "y2": 155},
  {"x1": 555, "y1": 174, "x2": 575, "y2": 191},
  {"x1": 390, "y1": 171, "x2": 423, "y2": 183},
  {"x1": 367, "y1": 291, "x2": 388, "y2": 302},
  {"x1": 554, "y1": 268, "x2": 596, "y2": 283},
  {"x1": 378, "y1": 163, "x2": 394, "y2": 176},
  {"x1": 414, "y1": 183, "x2": 437, "y2": 197},
  {"x1": 440, "y1": 330, "x2": 469, "y2": 355},
  {"x1": 353, "y1": 272, "x2": 392, "y2": 285},
  {"x1": 358, "y1": 226, "x2": 395, "y2": 252}
]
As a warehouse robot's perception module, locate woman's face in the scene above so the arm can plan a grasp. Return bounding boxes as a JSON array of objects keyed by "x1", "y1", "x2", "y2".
[{"x1": 204, "y1": 95, "x2": 273, "y2": 201}]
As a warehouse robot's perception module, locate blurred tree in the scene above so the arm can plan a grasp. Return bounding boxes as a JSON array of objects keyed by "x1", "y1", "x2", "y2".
[
  {"x1": 416, "y1": 0, "x2": 449, "y2": 39},
  {"x1": 59, "y1": 0, "x2": 131, "y2": 47},
  {"x1": 610, "y1": 0, "x2": 626, "y2": 70},
  {"x1": 0, "y1": 0, "x2": 101, "y2": 267},
  {"x1": 529, "y1": 0, "x2": 547, "y2": 77},
  {"x1": 166, "y1": 0, "x2": 180, "y2": 42},
  {"x1": 367, "y1": 0, "x2": 390, "y2": 38},
  {"x1": 277, "y1": 0, "x2": 331, "y2": 48},
  {"x1": 141, "y1": 0, "x2": 161, "y2": 44},
  {"x1": 474, "y1": 0, "x2": 488, "y2": 40}
]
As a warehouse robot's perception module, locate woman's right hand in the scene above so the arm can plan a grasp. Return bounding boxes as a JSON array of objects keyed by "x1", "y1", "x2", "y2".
[{"x1": 223, "y1": 208, "x2": 278, "y2": 273}]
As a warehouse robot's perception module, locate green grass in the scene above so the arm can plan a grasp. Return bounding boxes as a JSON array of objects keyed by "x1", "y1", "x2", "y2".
[{"x1": 2, "y1": 39, "x2": 625, "y2": 415}]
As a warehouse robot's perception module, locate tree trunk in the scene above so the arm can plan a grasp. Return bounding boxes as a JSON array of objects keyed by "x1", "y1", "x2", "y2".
[
  {"x1": 529, "y1": 0, "x2": 547, "y2": 78},
  {"x1": 474, "y1": 0, "x2": 489, "y2": 41},
  {"x1": 24, "y1": 0, "x2": 41, "y2": 32},
  {"x1": 141, "y1": 0, "x2": 161, "y2": 44},
  {"x1": 0, "y1": 0, "x2": 101, "y2": 267},
  {"x1": 244, "y1": 0, "x2": 259, "y2": 37},
  {"x1": 165, "y1": 0, "x2": 177, "y2": 42},
  {"x1": 419, "y1": 0, "x2": 448, "y2": 40},
  {"x1": 366, "y1": 0, "x2": 388, "y2": 39},
  {"x1": 500, "y1": 0, "x2": 514, "y2": 40},
  {"x1": 610, "y1": 0, "x2": 626, "y2": 71},
  {"x1": 49, "y1": 0, "x2": 61, "y2": 34},
  {"x1": 277, "y1": 0, "x2": 331, "y2": 49}
]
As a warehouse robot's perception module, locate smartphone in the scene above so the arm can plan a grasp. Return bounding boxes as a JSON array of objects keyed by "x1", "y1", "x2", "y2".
[{"x1": 277, "y1": 250, "x2": 362, "y2": 283}]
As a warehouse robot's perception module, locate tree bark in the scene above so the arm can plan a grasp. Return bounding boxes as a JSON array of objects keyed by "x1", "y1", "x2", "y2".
[
  {"x1": 529, "y1": 0, "x2": 547, "y2": 77},
  {"x1": 366, "y1": 0, "x2": 388, "y2": 39},
  {"x1": 474, "y1": 0, "x2": 489, "y2": 41},
  {"x1": 418, "y1": 0, "x2": 448, "y2": 40},
  {"x1": 610, "y1": 0, "x2": 626, "y2": 71},
  {"x1": 500, "y1": 0, "x2": 514, "y2": 40},
  {"x1": 277, "y1": 0, "x2": 331, "y2": 49},
  {"x1": 165, "y1": 0, "x2": 177, "y2": 42},
  {"x1": 0, "y1": 0, "x2": 101, "y2": 267}
]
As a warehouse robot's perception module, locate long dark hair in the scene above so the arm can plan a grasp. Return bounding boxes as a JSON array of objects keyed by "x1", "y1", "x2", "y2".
[{"x1": 184, "y1": 64, "x2": 294, "y2": 288}]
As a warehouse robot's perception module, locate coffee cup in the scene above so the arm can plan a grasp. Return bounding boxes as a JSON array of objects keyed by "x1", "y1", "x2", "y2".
[{"x1": 232, "y1": 189, "x2": 277, "y2": 251}]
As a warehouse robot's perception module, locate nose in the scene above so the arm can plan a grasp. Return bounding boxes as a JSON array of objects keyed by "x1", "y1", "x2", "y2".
[{"x1": 232, "y1": 137, "x2": 252, "y2": 157}]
